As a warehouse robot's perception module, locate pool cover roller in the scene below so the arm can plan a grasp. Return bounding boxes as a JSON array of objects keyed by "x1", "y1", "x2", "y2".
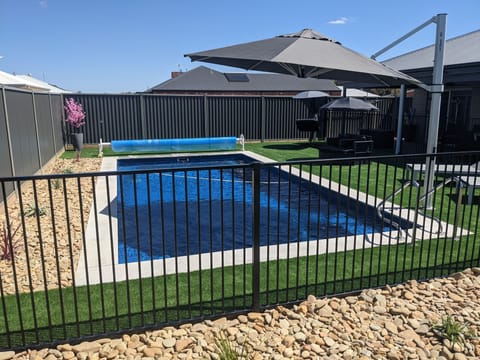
[{"x1": 111, "y1": 137, "x2": 239, "y2": 153}]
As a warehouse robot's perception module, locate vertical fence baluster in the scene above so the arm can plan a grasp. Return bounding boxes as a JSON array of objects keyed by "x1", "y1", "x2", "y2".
[{"x1": 252, "y1": 163, "x2": 261, "y2": 311}]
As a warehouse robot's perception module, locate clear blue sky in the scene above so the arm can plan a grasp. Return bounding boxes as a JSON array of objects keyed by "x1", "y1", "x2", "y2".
[{"x1": 1, "y1": 0, "x2": 479, "y2": 93}]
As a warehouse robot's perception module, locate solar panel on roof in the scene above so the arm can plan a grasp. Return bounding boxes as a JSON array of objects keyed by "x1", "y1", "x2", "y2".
[{"x1": 224, "y1": 73, "x2": 249, "y2": 82}]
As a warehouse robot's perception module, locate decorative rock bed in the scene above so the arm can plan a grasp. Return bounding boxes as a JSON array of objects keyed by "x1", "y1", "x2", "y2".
[{"x1": 5, "y1": 268, "x2": 480, "y2": 359}]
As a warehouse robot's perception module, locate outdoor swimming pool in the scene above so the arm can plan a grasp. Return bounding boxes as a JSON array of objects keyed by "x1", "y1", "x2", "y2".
[{"x1": 116, "y1": 154, "x2": 390, "y2": 263}]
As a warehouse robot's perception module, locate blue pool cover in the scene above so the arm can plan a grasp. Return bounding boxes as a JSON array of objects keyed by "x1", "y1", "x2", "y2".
[
  {"x1": 111, "y1": 137, "x2": 237, "y2": 153},
  {"x1": 116, "y1": 154, "x2": 390, "y2": 263}
]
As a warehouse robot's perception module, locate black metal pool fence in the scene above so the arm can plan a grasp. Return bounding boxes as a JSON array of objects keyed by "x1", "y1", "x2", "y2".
[{"x1": 1, "y1": 151, "x2": 480, "y2": 350}]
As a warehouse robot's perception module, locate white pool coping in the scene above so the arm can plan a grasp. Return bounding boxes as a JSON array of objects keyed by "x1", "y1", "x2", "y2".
[{"x1": 75, "y1": 151, "x2": 468, "y2": 286}]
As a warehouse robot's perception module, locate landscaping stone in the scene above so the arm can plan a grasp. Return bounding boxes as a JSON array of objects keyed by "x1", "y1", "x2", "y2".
[{"x1": 7, "y1": 268, "x2": 473, "y2": 359}]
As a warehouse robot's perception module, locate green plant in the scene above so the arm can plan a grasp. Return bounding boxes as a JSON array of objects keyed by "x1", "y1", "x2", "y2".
[
  {"x1": 52, "y1": 179, "x2": 61, "y2": 190},
  {"x1": 432, "y1": 315, "x2": 476, "y2": 347},
  {"x1": 62, "y1": 167, "x2": 73, "y2": 174},
  {"x1": 23, "y1": 204, "x2": 47, "y2": 218},
  {"x1": 0, "y1": 221, "x2": 22, "y2": 261},
  {"x1": 212, "y1": 333, "x2": 252, "y2": 360}
]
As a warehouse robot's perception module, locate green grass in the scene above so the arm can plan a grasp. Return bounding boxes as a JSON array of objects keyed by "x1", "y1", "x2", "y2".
[
  {"x1": 1, "y1": 235, "x2": 478, "y2": 345},
  {"x1": 2, "y1": 140, "x2": 480, "y2": 348}
]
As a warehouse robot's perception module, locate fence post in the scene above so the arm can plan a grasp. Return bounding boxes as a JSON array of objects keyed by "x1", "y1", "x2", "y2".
[
  {"x1": 204, "y1": 95, "x2": 209, "y2": 137},
  {"x1": 139, "y1": 95, "x2": 147, "y2": 139},
  {"x1": 48, "y1": 94, "x2": 57, "y2": 152},
  {"x1": 1, "y1": 87, "x2": 16, "y2": 177},
  {"x1": 260, "y1": 97, "x2": 265, "y2": 142},
  {"x1": 31, "y1": 92, "x2": 43, "y2": 172},
  {"x1": 252, "y1": 162, "x2": 261, "y2": 311}
]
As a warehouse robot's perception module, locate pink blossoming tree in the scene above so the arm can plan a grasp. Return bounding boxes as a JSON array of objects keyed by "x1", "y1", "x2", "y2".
[
  {"x1": 64, "y1": 98, "x2": 86, "y2": 161},
  {"x1": 64, "y1": 97, "x2": 86, "y2": 129}
]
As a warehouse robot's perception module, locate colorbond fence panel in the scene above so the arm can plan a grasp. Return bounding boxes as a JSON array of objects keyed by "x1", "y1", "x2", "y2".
[
  {"x1": 207, "y1": 96, "x2": 262, "y2": 140},
  {"x1": 67, "y1": 94, "x2": 143, "y2": 142},
  {"x1": 264, "y1": 97, "x2": 310, "y2": 140},
  {"x1": 5, "y1": 90, "x2": 40, "y2": 176},
  {"x1": 34, "y1": 93, "x2": 57, "y2": 167},
  {"x1": 0, "y1": 90, "x2": 13, "y2": 200},
  {"x1": 144, "y1": 95, "x2": 205, "y2": 139},
  {"x1": 50, "y1": 94, "x2": 66, "y2": 154},
  {"x1": 0, "y1": 89, "x2": 397, "y2": 182}
]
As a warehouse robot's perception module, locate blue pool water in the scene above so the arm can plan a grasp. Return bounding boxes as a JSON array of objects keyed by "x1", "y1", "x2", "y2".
[{"x1": 116, "y1": 154, "x2": 389, "y2": 263}]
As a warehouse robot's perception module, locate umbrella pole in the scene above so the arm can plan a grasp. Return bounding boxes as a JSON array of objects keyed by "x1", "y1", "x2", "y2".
[{"x1": 395, "y1": 84, "x2": 406, "y2": 154}]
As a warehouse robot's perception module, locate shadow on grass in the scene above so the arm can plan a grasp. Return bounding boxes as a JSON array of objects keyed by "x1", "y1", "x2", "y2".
[{"x1": 262, "y1": 142, "x2": 311, "y2": 151}]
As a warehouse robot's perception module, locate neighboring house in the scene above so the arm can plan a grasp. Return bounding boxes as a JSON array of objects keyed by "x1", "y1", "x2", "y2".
[
  {"x1": 0, "y1": 70, "x2": 68, "y2": 93},
  {"x1": 0, "y1": 70, "x2": 50, "y2": 92},
  {"x1": 383, "y1": 29, "x2": 480, "y2": 151},
  {"x1": 16, "y1": 74, "x2": 69, "y2": 93},
  {"x1": 146, "y1": 65, "x2": 341, "y2": 96}
]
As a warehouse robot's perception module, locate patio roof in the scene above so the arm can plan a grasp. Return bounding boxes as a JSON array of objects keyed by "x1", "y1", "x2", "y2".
[{"x1": 382, "y1": 29, "x2": 480, "y2": 71}]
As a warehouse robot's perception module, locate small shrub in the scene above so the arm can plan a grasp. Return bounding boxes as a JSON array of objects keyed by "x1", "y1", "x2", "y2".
[
  {"x1": 52, "y1": 179, "x2": 61, "y2": 190},
  {"x1": 432, "y1": 315, "x2": 476, "y2": 347},
  {"x1": 62, "y1": 167, "x2": 73, "y2": 174},
  {"x1": 212, "y1": 333, "x2": 252, "y2": 360},
  {"x1": 0, "y1": 221, "x2": 22, "y2": 261},
  {"x1": 23, "y1": 204, "x2": 47, "y2": 218}
]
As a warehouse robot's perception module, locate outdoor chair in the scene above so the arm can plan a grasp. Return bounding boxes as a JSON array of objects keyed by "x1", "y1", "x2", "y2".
[
  {"x1": 457, "y1": 175, "x2": 480, "y2": 204},
  {"x1": 327, "y1": 134, "x2": 374, "y2": 155}
]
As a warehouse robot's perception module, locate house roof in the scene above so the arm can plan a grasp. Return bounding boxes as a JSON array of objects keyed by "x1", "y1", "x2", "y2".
[
  {"x1": 0, "y1": 70, "x2": 50, "y2": 91},
  {"x1": 148, "y1": 66, "x2": 340, "y2": 93},
  {"x1": 16, "y1": 75, "x2": 69, "y2": 93},
  {"x1": 382, "y1": 29, "x2": 480, "y2": 71},
  {"x1": 0, "y1": 71, "x2": 69, "y2": 93}
]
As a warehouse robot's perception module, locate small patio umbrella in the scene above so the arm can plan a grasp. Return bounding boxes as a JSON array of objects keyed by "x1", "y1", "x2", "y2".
[
  {"x1": 293, "y1": 90, "x2": 330, "y2": 118},
  {"x1": 320, "y1": 97, "x2": 378, "y2": 111},
  {"x1": 185, "y1": 29, "x2": 421, "y2": 88},
  {"x1": 292, "y1": 90, "x2": 330, "y2": 99},
  {"x1": 320, "y1": 97, "x2": 378, "y2": 135}
]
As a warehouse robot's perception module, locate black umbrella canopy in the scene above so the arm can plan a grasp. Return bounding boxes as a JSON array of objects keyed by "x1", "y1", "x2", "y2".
[
  {"x1": 320, "y1": 97, "x2": 378, "y2": 135},
  {"x1": 185, "y1": 29, "x2": 422, "y2": 87}
]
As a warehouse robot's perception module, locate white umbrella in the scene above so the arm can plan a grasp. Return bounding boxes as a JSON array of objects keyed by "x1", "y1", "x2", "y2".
[
  {"x1": 292, "y1": 90, "x2": 330, "y2": 99},
  {"x1": 320, "y1": 97, "x2": 379, "y2": 111}
]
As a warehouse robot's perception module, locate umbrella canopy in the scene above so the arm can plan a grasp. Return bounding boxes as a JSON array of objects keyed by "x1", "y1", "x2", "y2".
[
  {"x1": 321, "y1": 97, "x2": 378, "y2": 135},
  {"x1": 292, "y1": 90, "x2": 330, "y2": 99},
  {"x1": 185, "y1": 29, "x2": 422, "y2": 87},
  {"x1": 320, "y1": 97, "x2": 378, "y2": 111}
]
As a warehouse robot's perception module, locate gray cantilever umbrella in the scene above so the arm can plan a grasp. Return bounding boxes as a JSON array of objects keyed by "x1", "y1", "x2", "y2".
[{"x1": 185, "y1": 29, "x2": 421, "y2": 88}]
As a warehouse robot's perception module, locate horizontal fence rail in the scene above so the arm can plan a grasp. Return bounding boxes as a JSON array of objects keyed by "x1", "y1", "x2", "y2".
[{"x1": 1, "y1": 150, "x2": 479, "y2": 350}]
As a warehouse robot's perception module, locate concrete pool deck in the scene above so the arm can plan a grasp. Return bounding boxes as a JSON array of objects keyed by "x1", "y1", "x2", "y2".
[{"x1": 75, "y1": 151, "x2": 468, "y2": 286}]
